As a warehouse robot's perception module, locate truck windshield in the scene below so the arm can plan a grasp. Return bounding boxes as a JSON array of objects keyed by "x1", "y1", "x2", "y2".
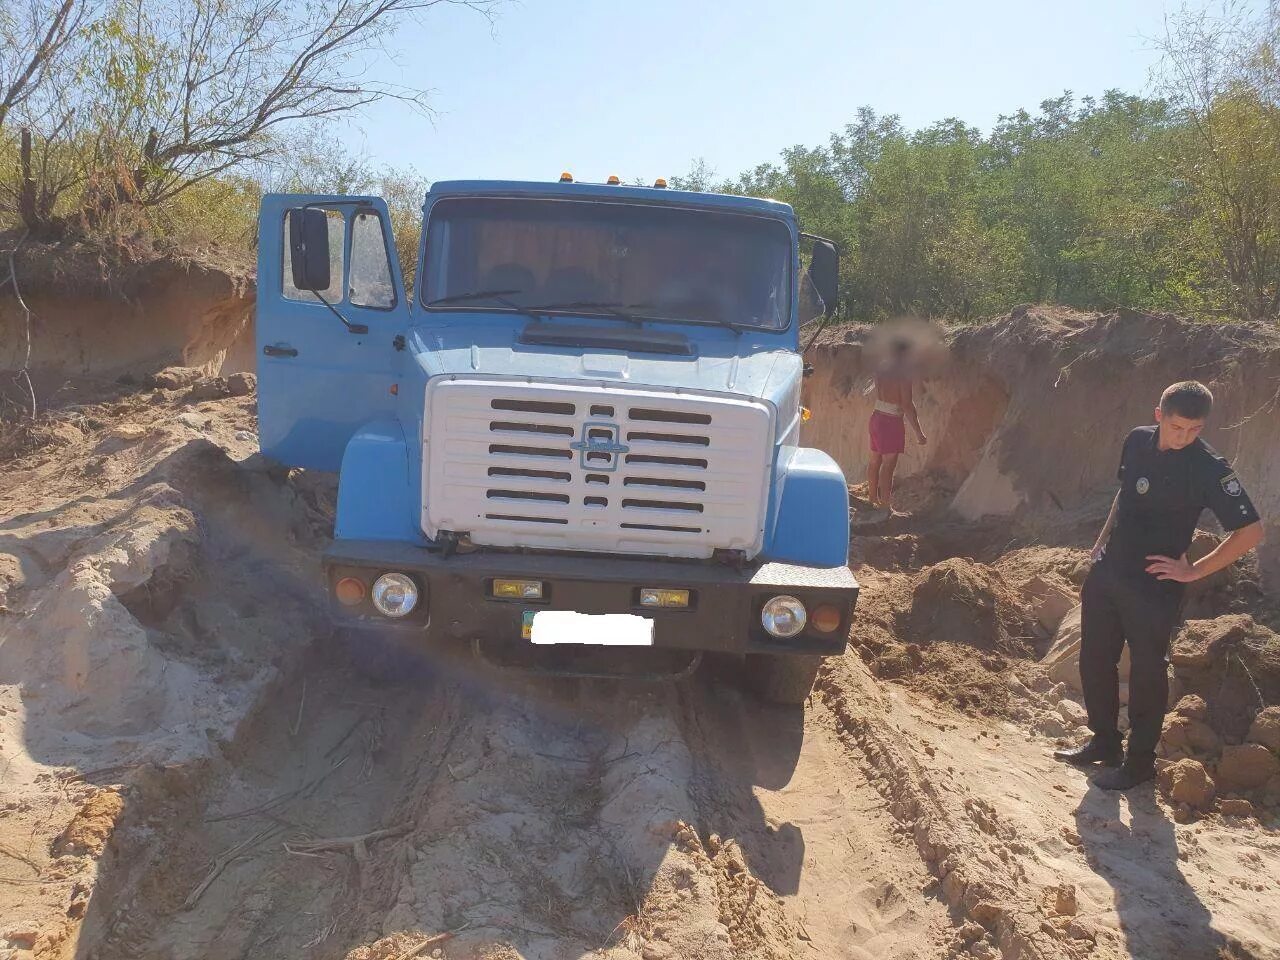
[{"x1": 422, "y1": 197, "x2": 792, "y2": 331}]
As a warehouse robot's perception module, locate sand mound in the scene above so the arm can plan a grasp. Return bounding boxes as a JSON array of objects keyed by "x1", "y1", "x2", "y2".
[
  {"x1": 849, "y1": 560, "x2": 1044, "y2": 717},
  {"x1": 907, "y1": 558, "x2": 1037, "y2": 657},
  {"x1": 993, "y1": 546, "x2": 1092, "y2": 589},
  {"x1": 0, "y1": 377, "x2": 335, "y2": 952}
]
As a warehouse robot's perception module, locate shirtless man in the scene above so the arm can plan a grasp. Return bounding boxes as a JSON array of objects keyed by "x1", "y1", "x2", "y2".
[{"x1": 867, "y1": 338, "x2": 927, "y2": 512}]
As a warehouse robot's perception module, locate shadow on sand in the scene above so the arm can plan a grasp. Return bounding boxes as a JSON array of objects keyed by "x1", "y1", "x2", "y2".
[{"x1": 1073, "y1": 779, "x2": 1241, "y2": 960}]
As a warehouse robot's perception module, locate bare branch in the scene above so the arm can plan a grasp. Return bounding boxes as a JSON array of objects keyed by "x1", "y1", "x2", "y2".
[{"x1": 0, "y1": 0, "x2": 85, "y2": 131}]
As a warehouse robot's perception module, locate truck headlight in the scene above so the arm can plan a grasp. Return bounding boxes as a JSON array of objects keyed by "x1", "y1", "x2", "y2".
[
  {"x1": 371, "y1": 573, "x2": 419, "y2": 618},
  {"x1": 761, "y1": 595, "x2": 807, "y2": 638}
]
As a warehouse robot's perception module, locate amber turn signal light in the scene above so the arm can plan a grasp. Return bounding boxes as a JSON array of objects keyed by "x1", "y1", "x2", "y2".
[
  {"x1": 810, "y1": 604, "x2": 843, "y2": 634},
  {"x1": 335, "y1": 577, "x2": 366, "y2": 606},
  {"x1": 639, "y1": 588, "x2": 690, "y2": 608},
  {"x1": 493, "y1": 579, "x2": 544, "y2": 599}
]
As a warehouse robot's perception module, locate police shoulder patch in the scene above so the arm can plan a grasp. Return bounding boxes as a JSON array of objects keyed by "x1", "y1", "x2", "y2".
[{"x1": 1221, "y1": 472, "x2": 1243, "y2": 497}]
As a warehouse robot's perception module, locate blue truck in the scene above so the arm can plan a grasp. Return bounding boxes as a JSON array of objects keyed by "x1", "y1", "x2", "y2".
[{"x1": 254, "y1": 176, "x2": 858, "y2": 703}]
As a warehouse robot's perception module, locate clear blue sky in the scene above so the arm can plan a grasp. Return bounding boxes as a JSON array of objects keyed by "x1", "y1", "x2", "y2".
[{"x1": 352, "y1": 0, "x2": 1187, "y2": 186}]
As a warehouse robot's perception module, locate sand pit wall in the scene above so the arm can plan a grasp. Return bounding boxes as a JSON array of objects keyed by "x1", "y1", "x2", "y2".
[
  {"x1": 805, "y1": 307, "x2": 1280, "y2": 588},
  {"x1": 0, "y1": 256, "x2": 255, "y2": 394}
]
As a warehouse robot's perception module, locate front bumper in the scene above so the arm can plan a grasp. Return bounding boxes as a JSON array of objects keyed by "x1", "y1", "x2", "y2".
[{"x1": 325, "y1": 540, "x2": 858, "y2": 656}]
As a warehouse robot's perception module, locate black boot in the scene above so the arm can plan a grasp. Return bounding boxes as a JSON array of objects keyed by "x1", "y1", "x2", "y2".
[
  {"x1": 1095, "y1": 756, "x2": 1157, "y2": 791},
  {"x1": 1053, "y1": 737, "x2": 1123, "y2": 767}
]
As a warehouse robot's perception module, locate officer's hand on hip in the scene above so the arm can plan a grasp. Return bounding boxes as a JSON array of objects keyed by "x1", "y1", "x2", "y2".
[{"x1": 1145, "y1": 554, "x2": 1199, "y2": 582}]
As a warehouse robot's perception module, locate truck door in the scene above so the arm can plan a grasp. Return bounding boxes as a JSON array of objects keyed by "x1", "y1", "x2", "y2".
[{"x1": 256, "y1": 194, "x2": 412, "y2": 471}]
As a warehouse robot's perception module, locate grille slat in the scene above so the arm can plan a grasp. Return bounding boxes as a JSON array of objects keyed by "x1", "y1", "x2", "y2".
[
  {"x1": 490, "y1": 420, "x2": 576, "y2": 437},
  {"x1": 491, "y1": 398, "x2": 576, "y2": 416},
  {"x1": 628, "y1": 407, "x2": 712, "y2": 425},
  {"x1": 625, "y1": 431, "x2": 711, "y2": 447},
  {"x1": 487, "y1": 466, "x2": 573, "y2": 483},
  {"x1": 487, "y1": 443, "x2": 574, "y2": 461},
  {"x1": 624, "y1": 453, "x2": 708, "y2": 470},
  {"x1": 621, "y1": 498, "x2": 705, "y2": 514},
  {"x1": 623, "y1": 476, "x2": 706, "y2": 491}
]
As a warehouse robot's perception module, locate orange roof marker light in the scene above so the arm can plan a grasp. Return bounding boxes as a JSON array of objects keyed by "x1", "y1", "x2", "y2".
[
  {"x1": 559, "y1": 171, "x2": 574, "y2": 182},
  {"x1": 606, "y1": 175, "x2": 621, "y2": 185},
  {"x1": 653, "y1": 178, "x2": 668, "y2": 189}
]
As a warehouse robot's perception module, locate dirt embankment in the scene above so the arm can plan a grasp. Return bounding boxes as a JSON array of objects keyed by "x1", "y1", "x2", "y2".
[
  {"x1": 804, "y1": 306, "x2": 1280, "y2": 589},
  {"x1": 0, "y1": 300, "x2": 1278, "y2": 960},
  {"x1": 0, "y1": 247, "x2": 255, "y2": 398}
]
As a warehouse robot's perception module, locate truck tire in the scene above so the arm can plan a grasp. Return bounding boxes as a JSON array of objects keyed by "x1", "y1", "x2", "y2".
[
  {"x1": 337, "y1": 626, "x2": 428, "y2": 685},
  {"x1": 745, "y1": 653, "x2": 822, "y2": 705}
]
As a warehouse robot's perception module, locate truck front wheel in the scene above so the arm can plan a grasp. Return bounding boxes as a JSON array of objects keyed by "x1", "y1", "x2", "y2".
[{"x1": 745, "y1": 653, "x2": 823, "y2": 705}]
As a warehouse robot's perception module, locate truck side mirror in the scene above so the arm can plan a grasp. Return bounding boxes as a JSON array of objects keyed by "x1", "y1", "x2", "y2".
[
  {"x1": 288, "y1": 207, "x2": 332, "y2": 292},
  {"x1": 809, "y1": 239, "x2": 840, "y2": 316}
]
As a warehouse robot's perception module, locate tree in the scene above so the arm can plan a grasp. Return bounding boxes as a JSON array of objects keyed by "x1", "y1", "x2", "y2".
[
  {"x1": 668, "y1": 157, "x2": 718, "y2": 193},
  {"x1": 1, "y1": 0, "x2": 496, "y2": 236},
  {"x1": 1154, "y1": 2, "x2": 1280, "y2": 320}
]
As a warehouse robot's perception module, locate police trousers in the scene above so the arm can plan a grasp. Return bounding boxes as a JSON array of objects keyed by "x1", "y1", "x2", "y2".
[{"x1": 1079, "y1": 560, "x2": 1183, "y2": 760}]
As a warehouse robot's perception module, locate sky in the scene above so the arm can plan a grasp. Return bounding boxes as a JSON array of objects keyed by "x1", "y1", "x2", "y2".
[{"x1": 349, "y1": 0, "x2": 1194, "y2": 186}]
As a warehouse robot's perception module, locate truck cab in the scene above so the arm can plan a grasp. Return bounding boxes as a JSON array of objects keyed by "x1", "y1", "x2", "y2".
[{"x1": 255, "y1": 177, "x2": 858, "y2": 703}]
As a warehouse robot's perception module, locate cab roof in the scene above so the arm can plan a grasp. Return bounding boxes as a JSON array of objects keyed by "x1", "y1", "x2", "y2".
[{"x1": 426, "y1": 179, "x2": 795, "y2": 220}]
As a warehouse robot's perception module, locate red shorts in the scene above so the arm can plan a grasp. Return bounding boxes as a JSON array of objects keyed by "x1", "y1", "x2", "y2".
[{"x1": 869, "y1": 410, "x2": 905, "y2": 455}]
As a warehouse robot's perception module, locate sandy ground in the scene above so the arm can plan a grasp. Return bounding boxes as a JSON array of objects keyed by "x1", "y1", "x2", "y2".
[{"x1": 0, "y1": 348, "x2": 1278, "y2": 960}]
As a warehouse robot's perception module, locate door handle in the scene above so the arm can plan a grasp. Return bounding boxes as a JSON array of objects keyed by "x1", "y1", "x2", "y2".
[{"x1": 263, "y1": 344, "x2": 298, "y2": 358}]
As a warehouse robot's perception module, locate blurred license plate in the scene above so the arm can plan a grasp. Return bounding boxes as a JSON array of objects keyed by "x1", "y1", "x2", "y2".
[{"x1": 522, "y1": 610, "x2": 654, "y2": 646}]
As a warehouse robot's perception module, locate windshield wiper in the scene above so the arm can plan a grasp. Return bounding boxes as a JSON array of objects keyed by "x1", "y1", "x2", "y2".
[
  {"x1": 426, "y1": 288, "x2": 522, "y2": 306},
  {"x1": 531, "y1": 300, "x2": 650, "y2": 327},
  {"x1": 704, "y1": 316, "x2": 749, "y2": 335},
  {"x1": 425, "y1": 288, "x2": 545, "y2": 321}
]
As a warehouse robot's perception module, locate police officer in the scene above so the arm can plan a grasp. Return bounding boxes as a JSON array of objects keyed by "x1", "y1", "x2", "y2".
[{"x1": 1054, "y1": 381, "x2": 1264, "y2": 790}]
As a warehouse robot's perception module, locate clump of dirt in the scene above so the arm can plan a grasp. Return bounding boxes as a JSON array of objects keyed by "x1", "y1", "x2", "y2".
[
  {"x1": 52, "y1": 790, "x2": 126, "y2": 857},
  {"x1": 1158, "y1": 757, "x2": 1217, "y2": 811},
  {"x1": 1172, "y1": 615, "x2": 1280, "y2": 743},
  {"x1": 1162, "y1": 615, "x2": 1280, "y2": 812}
]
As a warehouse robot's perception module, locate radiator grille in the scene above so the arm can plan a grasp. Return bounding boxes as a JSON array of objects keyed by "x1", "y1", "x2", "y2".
[{"x1": 422, "y1": 379, "x2": 774, "y2": 559}]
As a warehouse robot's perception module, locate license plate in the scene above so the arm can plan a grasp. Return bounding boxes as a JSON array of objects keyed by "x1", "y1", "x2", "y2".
[{"x1": 523, "y1": 610, "x2": 654, "y2": 646}]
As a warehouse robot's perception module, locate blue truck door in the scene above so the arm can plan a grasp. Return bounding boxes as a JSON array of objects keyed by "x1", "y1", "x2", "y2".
[{"x1": 256, "y1": 194, "x2": 412, "y2": 471}]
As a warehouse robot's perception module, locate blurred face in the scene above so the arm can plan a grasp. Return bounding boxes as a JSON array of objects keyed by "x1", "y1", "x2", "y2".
[{"x1": 1154, "y1": 407, "x2": 1205, "y2": 450}]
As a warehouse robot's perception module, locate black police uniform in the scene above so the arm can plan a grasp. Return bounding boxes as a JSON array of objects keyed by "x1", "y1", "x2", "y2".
[{"x1": 1083, "y1": 425, "x2": 1260, "y2": 762}]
